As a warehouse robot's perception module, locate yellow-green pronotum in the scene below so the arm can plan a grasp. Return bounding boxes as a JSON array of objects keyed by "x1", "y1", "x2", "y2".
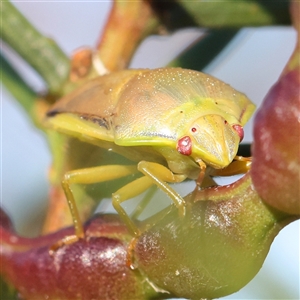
[{"x1": 46, "y1": 68, "x2": 255, "y2": 239}]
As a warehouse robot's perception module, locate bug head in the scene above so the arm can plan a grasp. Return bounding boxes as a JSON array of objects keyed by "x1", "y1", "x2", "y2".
[{"x1": 176, "y1": 115, "x2": 244, "y2": 169}]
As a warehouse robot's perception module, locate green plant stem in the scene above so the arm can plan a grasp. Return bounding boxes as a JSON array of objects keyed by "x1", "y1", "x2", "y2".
[{"x1": 1, "y1": 1, "x2": 70, "y2": 94}]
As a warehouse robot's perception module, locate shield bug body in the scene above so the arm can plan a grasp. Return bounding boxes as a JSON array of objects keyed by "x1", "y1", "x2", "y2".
[{"x1": 46, "y1": 68, "x2": 255, "y2": 238}]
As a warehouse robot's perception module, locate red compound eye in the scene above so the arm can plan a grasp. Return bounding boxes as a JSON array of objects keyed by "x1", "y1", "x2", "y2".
[
  {"x1": 177, "y1": 136, "x2": 192, "y2": 156},
  {"x1": 191, "y1": 127, "x2": 197, "y2": 133},
  {"x1": 232, "y1": 124, "x2": 244, "y2": 142}
]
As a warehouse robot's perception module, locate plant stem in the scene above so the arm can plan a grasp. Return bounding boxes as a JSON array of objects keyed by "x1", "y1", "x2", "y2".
[{"x1": 97, "y1": 0, "x2": 158, "y2": 71}]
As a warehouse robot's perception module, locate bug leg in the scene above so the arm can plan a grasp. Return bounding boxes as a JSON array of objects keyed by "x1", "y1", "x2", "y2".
[
  {"x1": 126, "y1": 237, "x2": 139, "y2": 269},
  {"x1": 196, "y1": 160, "x2": 207, "y2": 187},
  {"x1": 112, "y1": 177, "x2": 162, "y2": 269},
  {"x1": 130, "y1": 186, "x2": 157, "y2": 221},
  {"x1": 50, "y1": 165, "x2": 138, "y2": 252},
  {"x1": 211, "y1": 156, "x2": 252, "y2": 177},
  {"x1": 137, "y1": 161, "x2": 187, "y2": 217},
  {"x1": 234, "y1": 155, "x2": 252, "y2": 163},
  {"x1": 112, "y1": 176, "x2": 154, "y2": 237}
]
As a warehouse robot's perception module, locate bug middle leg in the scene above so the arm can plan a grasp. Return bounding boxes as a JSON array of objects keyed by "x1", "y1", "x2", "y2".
[{"x1": 61, "y1": 164, "x2": 138, "y2": 240}]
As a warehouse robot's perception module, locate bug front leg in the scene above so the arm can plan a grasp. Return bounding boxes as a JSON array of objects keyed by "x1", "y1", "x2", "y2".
[
  {"x1": 137, "y1": 161, "x2": 187, "y2": 216},
  {"x1": 211, "y1": 156, "x2": 252, "y2": 177}
]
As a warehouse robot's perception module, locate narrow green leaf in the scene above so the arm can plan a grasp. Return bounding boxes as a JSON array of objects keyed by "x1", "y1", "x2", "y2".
[
  {"x1": 168, "y1": 29, "x2": 238, "y2": 71},
  {"x1": 1, "y1": 53, "x2": 36, "y2": 117},
  {"x1": 1, "y1": 1, "x2": 70, "y2": 94},
  {"x1": 150, "y1": 0, "x2": 291, "y2": 29}
]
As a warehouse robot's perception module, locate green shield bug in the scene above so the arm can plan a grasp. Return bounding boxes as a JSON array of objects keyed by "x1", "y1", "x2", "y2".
[{"x1": 46, "y1": 68, "x2": 255, "y2": 240}]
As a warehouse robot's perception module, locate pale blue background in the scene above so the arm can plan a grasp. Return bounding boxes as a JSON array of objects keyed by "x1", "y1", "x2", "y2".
[{"x1": 1, "y1": 1, "x2": 299, "y2": 299}]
